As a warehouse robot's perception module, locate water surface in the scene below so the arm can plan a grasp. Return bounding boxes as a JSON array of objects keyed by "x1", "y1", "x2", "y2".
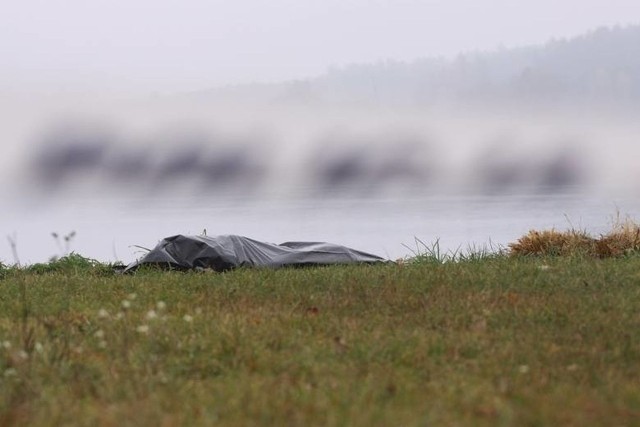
[{"x1": 2, "y1": 190, "x2": 635, "y2": 265}]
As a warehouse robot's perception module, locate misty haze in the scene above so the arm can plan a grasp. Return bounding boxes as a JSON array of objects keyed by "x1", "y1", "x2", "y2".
[{"x1": 2, "y1": 21, "x2": 640, "y2": 264}]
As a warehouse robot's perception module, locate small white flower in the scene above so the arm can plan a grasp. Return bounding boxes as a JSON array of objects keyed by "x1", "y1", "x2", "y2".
[
  {"x1": 94, "y1": 329, "x2": 105, "y2": 339},
  {"x1": 97, "y1": 308, "x2": 110, "y2": 319},
  {"x1": 156, "y1": 301, "x2": 166, "y2": 310},
  {"x1": 136, "y1": 325, "x2": 149, "y2": 334},
  {"x1": 121, "y1": 300, "x2": 131, "y2": 309},
  {"x1": 98, "y1": 340, "x2": 107, "y2": 349},
  {"x1": 518, "y1": 365, "x2": 530, "y2": 374},
  {"x1": 538, "y1": 265, "x2": 551, "y2": 271},
  {"x1": 567, "y1": 364, "x2": 579, "y2": 371},
  {"x1": 4, "y1": 368, "x2": 17, "y2": 377},
  {"x1": 34, "y1": 342, "x2": 43, "y2": 353},
  {"x1": 146, "y1": 310, "x2": 158, "y2": 320},
  {"x1": 116, "y1": 312, "x2": 125, "y2": 320},
  {"x1": 18, "y1": 350, "x2": 28, "y2": 360},
  {"x1": 195, "y1": 307, "x2": 202, "y2": 315},
  {"x1": 183, "y1": 315, "x2": 193, "y2": 323},
  {"x1": 127, "y1": 293, "x2": 137, "y2": 300},
  {"x1": 1, "y1": 341, "x2": 11, "y2": 349}
]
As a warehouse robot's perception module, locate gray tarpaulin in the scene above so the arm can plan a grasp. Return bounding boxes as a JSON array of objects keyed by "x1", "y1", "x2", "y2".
[{"x1": 124, "y1": 234, "x2": 388, "y2": 272}]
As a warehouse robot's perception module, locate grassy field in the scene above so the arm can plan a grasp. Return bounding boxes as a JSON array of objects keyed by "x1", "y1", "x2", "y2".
[{"x1": 0, "y1": 254, "x2": 639, "y2": 426}]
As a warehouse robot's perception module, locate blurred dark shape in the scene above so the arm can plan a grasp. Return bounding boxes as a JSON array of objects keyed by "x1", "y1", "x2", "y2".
[
  {"x1": 103, "y1": 148, "x2": 150, "y2": 183},
  {"x1": 138, "y1": 130, "x2": 268, "y2": 193},
  {"x1": 26, "y1": 120, "x2": 592, "y2": 200},
  {"x1": 315, "y1": 144, "x2": 370, "y2": 190},
  {"x1": 197, "y1": 144, "x2": 266, "y2": 191},
  {"x1": 370, "y1": 138, "x2": 430, "y2": 187},
  {"x1": 476, "y1": 140, "x2": 586, "y2": 193},
  {"x1": 28, "y1": 125, "x2": 272, "y2": 197},
  {"x1": 535, "y1": 147, "x2": 586, "y2": 189},
  {"x1": 476, "y1": 140, "x2": 525, "y2": 193},
  {"x1": 312, "y1": 132, "x2": 430, "y2": 194},
  {"x1": 152, "y1": 144, "x2": 204, "y2": 183},
  {"x1": 31, "y1": 127, "x2": 112, "y2": 189}
]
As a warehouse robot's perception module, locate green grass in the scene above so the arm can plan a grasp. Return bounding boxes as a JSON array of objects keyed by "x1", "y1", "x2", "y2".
[{"x1": 1, "y1": 255, "x2": 640, "y2": 426}]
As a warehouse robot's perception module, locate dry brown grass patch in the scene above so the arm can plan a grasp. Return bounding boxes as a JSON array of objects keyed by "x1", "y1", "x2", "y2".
[
  {"x1": 597, "y1": 217, "x2": 640, "y2": 257},
  {"x1": 509, "y1": 216, "x2": 640, "y2": 258},
  {"x1": 509, "y1": 229, "x2": 596, "y2": 257}
]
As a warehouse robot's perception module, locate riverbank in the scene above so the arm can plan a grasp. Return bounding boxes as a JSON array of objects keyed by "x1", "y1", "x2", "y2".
[{"x1": 1, "y1": 254, "x2": 639, "y2": 426}]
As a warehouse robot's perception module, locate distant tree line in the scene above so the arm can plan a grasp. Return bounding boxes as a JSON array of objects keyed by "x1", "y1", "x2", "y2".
[{"x1": 273, "y1": 25, "x2": 640, "y2": 107}]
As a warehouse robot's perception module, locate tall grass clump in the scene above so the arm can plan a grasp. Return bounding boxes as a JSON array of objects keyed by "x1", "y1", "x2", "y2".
[
  {"x1": 4, "y1": 254, "x2": 118, "y2": 277},
  {"x1": 404, "y1": 237, "x2": 503, "y2": 264},
  {"x1": 403, "y1": 238, "x2": 450, "y2": 264}
]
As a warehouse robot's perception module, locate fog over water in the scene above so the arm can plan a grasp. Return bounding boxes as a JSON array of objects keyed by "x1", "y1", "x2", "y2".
[
  {"x1": 2, "y1": 6, "x2": 640, "y2": 264},
  {"x1": 2, "y1": 94, "x2": 640, "y2": 264},
  {"x1": 5, "y1": 99, "x2": 640, "y2": 202}
]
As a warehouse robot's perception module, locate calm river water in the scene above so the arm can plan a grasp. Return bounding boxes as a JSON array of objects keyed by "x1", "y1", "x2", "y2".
[{"x1": 2, "y1": 190, "x2": 638, "y2": 265}]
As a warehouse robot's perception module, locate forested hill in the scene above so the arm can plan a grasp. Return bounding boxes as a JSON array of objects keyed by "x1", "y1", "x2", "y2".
[{"x1": 198, "y1": 25, "x2": 640, "y2": 107}]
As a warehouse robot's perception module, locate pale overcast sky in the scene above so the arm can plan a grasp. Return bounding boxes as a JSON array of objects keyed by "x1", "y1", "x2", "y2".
[{"x1": 1, "y1": 0, "x2": 639, "y2": 93}]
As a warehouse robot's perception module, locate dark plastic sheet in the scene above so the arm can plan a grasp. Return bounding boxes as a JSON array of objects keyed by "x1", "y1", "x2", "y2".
[{"x1": 124, "y1": 234, "x2": 388, "y2": 272}]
